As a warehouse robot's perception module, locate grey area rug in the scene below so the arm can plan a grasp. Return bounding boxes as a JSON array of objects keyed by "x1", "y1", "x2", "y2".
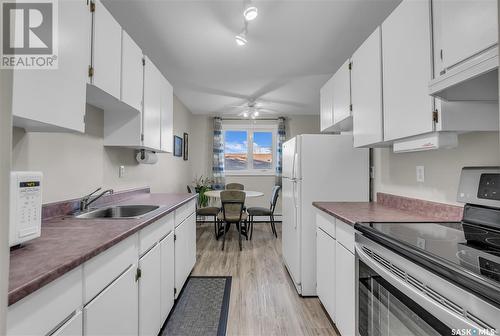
[{"x1": 161, "y1": 276, "x2": 232, "y2": 336}]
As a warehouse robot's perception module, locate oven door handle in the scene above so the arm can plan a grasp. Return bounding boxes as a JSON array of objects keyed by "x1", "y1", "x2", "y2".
[{"x1": 355, "y1": 242, "x2": 481, "y2": 332}]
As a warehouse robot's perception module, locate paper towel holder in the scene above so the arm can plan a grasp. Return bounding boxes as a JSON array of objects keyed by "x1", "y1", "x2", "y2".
[{"x1": 136, "y1": 149, "x2": 158, "y2": 164}]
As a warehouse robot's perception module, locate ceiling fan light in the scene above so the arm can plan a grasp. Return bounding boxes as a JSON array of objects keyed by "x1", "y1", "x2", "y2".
[
  {"x1": 235, "y1": 32, "x2": 247, "y2": 46},
  {"x1": 254, "y1": 110, "x2": 259, "y2": 117},
  {"x1": 243, "y1": 112, "x2": 249, "y2": 118},
  {"x1": 243, "y1": 6, "x2": 258, "y2": 21}
]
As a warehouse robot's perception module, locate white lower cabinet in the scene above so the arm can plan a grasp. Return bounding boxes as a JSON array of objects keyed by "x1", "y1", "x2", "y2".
[
  {"x1": 83, "y1": 265, "x2": 138, "y2": 336},
  {"x1": 316, "y1": 227, "x2": 336, "y2": 322},
  {"x1": 7, "y1": 266, "x2": 83, "y2": 336},
  {"x1": 335, "y1": 241, "x2": 356, "y2": 336},
  {"x1": 160, "y1": 232, "x2": 175, "y2": 321},
  {"x1": 52, "y1": 310, "x2": 83, "y2": 336},
  {"x1": 174, "y1": 212, "x2": 197, "y2": 298},
  {"x1": 315, "y1": 211, "x2": 356, "y2": 336},
  {"x1": 139, "y1": 243, "x2": 162, "y2": 336},
  {"x1": 8, "y1": 200, "x2": 197, "y2": 336}
]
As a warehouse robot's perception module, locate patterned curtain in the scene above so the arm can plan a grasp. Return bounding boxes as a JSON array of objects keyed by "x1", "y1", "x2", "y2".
[
  {"x1": 212, "y1": 117, "x2": 225, "y2": 189},
  {"x1": 275, "y1": 117, "x2": 286, "y2": 186}
]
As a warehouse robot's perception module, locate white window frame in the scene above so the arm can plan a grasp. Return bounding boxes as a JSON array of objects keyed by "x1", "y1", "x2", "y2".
[{"x1": 222, "y1": 121, "x2": 278, "y2": 176}]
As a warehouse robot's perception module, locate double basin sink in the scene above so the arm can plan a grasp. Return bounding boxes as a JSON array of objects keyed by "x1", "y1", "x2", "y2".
[{"x1": 75, "y1": 205, "x2": 160, "y2": 219}]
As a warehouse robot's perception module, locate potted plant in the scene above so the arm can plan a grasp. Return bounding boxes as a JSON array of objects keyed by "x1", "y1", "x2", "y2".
[{"x1": 192, "y1": 175, "x2": 214, "y2": 208}]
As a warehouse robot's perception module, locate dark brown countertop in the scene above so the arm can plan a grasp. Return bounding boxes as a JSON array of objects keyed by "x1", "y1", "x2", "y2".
[
  {"x1": 9, "y1": 192, "x2": 196, "y2": 306},
  {"x1": 312, "y1": 201, "x2": 456, "y2": 226}
]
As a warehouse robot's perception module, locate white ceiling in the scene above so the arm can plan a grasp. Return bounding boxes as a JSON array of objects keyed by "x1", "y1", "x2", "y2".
[{"x1": 104, "y1": 0, "x2": 400, "y2": 117}]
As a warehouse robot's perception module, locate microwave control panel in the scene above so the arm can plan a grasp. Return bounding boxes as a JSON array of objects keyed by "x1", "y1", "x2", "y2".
[{"x1": 10, "y1": 172, "x2": 42, "y2": 247}]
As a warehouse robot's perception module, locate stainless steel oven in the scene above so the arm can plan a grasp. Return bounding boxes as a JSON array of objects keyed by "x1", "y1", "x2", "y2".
[{"x1": 355, "y1": 232, "x2": 499, "y2": 336}]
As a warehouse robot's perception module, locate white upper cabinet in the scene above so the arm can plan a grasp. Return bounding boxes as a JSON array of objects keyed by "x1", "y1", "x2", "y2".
[
  {"x1": 430, "y1": 0, "x2": 498, "y2": 101},
  {"x1": 12, "y1": 0, "x2": 90, "y2": 133},
  {"x1": 121, "y1": 30, "x2": 144, "y2": 112},
  {"x1": 331, "y1": 59, "x2": 352, "y2": 131},
  {"x1": 320, "y1": 76, "x2": 334, "y2": 132},
  {"x1": 90, "y1": 0, "x2": 122, "y2": 100},
  {"x1": 435, "y1": 0, "x2": 497, "y2": 71},
  {"x1": 381, "y1": 0, "x2": 434, "y2": 142},
  {"x1": 160, "y1": 76, "x2": 174, "y2": 153},
  {"x1": 352, "y1": 27, "x2": 383, "y2": 148},
  {"x1": 143, "y1": 56, "x2": 162, "y2": 151}
]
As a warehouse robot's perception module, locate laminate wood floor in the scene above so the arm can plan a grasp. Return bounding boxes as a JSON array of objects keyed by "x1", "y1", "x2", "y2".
[{"x1": 192, "y1": 222, "x2": 339, "y2": 336}]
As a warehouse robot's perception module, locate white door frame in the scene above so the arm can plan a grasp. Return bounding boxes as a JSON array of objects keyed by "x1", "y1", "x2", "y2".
[{"x1": 0, "y1": 68, "x2": 13, "y2": 333}]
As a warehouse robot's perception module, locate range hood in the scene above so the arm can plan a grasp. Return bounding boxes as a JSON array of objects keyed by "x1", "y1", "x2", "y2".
[
  {"x1": 429, "y1": 47, "x2": 498, "y2": 101},
  {"x1": 393, "y1": 132, "x2": 458, "y2": 153}
]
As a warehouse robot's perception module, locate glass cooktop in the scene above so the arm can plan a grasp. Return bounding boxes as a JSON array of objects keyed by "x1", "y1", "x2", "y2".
[{"x1": 354, "y1": 220, "x2": 500, "y2": 307}]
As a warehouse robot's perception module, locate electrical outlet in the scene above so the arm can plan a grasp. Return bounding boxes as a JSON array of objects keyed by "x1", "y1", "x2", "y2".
[
  {"x1": 119, "y1": 165, "x2": 125, "y2": 178},
  {"x1": 416, "y1": 166, "x2": 425, "y2": 183}
]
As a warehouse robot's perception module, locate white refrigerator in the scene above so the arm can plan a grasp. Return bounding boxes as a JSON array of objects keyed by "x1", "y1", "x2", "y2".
[{"x1": 281, "y1": 134, "x2": 369, "y2": 296}]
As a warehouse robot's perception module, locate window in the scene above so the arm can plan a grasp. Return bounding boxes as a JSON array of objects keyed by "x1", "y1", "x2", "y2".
[{"x1": 223, "y1": 123, "x2": 277, "y2": 175}]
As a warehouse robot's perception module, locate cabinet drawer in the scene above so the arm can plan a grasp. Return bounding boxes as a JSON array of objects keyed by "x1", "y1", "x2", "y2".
[
  {"x1": 7, "y1": 266, "x2": 83, "y2": 336},
  {"x1": 51, "y1": 310, "x2": 83, "y2": 336},
  {"x1": 336, "y1": 219, "x2": 355, "y2": 254},
  {"x1": 83, "y1": 233, "x2": 138, "y2": 303},
  {"x1": 315, "y1": 210, "x2": 335, "y2": 238},
  {"x1": 175, "y1": 199, "x2": 195, "y2": 228},
  {"x1": 139, "y1": 213, "x2": 174, "y2": 255}
]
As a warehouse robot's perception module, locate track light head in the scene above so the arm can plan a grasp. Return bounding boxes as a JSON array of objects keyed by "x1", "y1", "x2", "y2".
[
  {"x1": 235, "y1": 30, "x2": 247, "y2": 46},
  {"x1": 244, "y1": 5, "x2": 258, "y2": 21}
]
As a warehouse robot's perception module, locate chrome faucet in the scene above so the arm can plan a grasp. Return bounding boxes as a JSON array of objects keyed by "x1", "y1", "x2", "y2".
[{"x1": 80, "y1": 187, "x2": 114, "y2": 211}]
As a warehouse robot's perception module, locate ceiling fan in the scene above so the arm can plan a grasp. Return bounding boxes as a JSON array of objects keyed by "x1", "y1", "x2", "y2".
[{"x1": 221, "y1": 99, "x2": 282, "y2": 119}]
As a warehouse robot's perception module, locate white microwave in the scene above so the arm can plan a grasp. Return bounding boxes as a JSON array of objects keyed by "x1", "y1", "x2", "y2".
[{"x1": 10, "y1": 171, "x2": 42, "y2": 247}]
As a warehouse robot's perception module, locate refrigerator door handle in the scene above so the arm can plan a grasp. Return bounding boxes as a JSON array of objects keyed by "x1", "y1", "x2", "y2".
[
  {"x1": 293, "y1": 181, "x2": 297, "y2": 229},
  {"x1": 293, "y1": 153, "x2": 299, "y2": 179}
]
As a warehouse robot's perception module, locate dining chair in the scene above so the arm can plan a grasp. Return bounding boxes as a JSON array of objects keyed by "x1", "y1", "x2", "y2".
[
  {"x1": 218, "y1": 190, "x2": 248, "y2": 251},
  {"x1": 226, "y1": 183, "x2": 244, "y2": 190},
  {"x1": 247, "y1": 185, "x2": 281, "y2": 239},
  {"x1": 187, "y1": 185, "x2": 221, "y2": 239}
]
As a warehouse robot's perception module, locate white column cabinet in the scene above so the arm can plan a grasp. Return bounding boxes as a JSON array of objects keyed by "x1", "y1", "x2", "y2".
[
  {"x1": 143, "y1": 56, "x2": 162, "y2": 151},
  {"x1": 316, "y1": 228, "x2": 336, "y2": 322},
  {"x1": 160, "y1": 76, "x2": 174, "y2": 153},
  {"x1": 90, "y1": 0, "x2": 122, "y2": 100},
  {"x1": 331, "y1": 59, "x2": 352, "y2": 130},
  {"x1": 174, "y1": 213, "x2": 196, "y2": 298},
  {"x1": 83, "y1": 265, "x2": 138, "y2": 336},
  {"x1": 11, "y1": 0, "x2": 90, "y2": 132},
  {"x1": 352, "y1": 27, "x2": 384, "y2": 148},
  {"x1": 139, "y1": 243, "x2": 162, "y2": 336},
  {"x1": 121, "y1": 30, "x2": 144, "y2": 112},
  {"x1": 335, "y1": 241, "x2": 356, "y2": 336},
  {"x1": 160, "y1": 232, "x2": 175, "y2": 321},
  {"x1": 381, "y1": 0, "x2": 434, "y2": 142}
]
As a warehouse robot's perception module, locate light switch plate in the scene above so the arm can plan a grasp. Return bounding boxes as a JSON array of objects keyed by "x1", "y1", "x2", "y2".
[
  {"x1": 416, "y1": 166, "x2": 425, "y2": 183},
  {"x1": 119, "y1": 165, "x2": 125, "y2": 178}
]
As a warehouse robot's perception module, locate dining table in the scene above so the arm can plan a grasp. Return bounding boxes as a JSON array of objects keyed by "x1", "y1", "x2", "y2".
[
  {"x1": 204, "y1": 190, "x2": 265, "y2": 198},
  {"x1": 204, "y1": 190, "x2": 264, "y2": 239}
]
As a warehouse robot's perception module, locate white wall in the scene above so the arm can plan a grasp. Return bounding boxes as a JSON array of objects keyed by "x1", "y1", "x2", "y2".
[
  {"x1": 374, "y1": 132, "x2": 500, "y2": 205},
  {"x1": 0, "y1": 67, "x2": 13, "y2": 335},
  {"x1": 189, "y1": 114, "x2": 321, "y2": 213},
  {"x1": 12, "y1": 96, "x2": 194, "y2": 203}
]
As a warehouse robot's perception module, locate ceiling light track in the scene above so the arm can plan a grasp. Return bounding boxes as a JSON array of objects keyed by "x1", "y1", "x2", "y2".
[{"x1": 235, "y1": 0, "x2": 258, "y2": 46}]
